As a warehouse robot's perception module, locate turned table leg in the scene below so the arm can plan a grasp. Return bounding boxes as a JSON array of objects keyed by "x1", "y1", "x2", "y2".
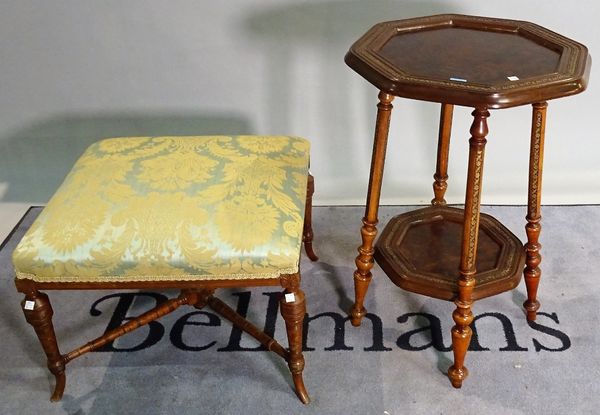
[
  {"x1": 280, "y1": 273, "x2": 309, "y2": 404},
  {"x1": 350, "y1": 91, "x2": 394, "y2": 327},
  {"x1": 432, "y1": 103, "x2": 454, "y2": 205},
  {"x1": 21, "y1": 289, "x2": 66, "y2": 401},
  {"x1": 303, "y1": 173, "x2": 319, "y2": 261},
  {"x1": 448, "y1": 108, "x2": 489, "y2": 388},
  {"x1": 524, "y1": 102, "x2": 547, "y2": 321}
]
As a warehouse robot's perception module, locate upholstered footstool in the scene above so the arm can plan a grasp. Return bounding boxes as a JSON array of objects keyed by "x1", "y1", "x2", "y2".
[{"x1": 12, "y1": 135, "x2": 317, "y2": 403}]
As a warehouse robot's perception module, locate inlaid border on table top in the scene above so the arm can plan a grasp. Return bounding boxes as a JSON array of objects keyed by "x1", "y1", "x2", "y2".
[{"x1": 345, "y1": 14, "x2": 590, "y2": 108}]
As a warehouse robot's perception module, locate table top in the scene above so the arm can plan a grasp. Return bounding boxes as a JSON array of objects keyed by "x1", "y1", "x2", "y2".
[{"x1": 346, "y1": 14, "x2": 591, "y2": 109}]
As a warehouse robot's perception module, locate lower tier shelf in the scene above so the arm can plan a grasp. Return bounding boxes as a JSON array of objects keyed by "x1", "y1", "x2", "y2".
[{"x1": 374, "y1": 205, "x2": 525, "y2": 301}]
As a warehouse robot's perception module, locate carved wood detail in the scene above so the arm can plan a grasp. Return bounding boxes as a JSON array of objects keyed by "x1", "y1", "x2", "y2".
[
  {"x1": 206, "y1": 294, "x2": 288, "y2": 359},
  {"x1": 279, "y1": 272, "x2": 309, "y2": 404},
  {"x1": 448, "y1": 108, "x2": 489, "y2": 389},
  {"x1": 350, "y1": 91, "x2": 394, "y2": 327},
  {"x1": 21, "y1": 290, "x2": 66, "y2": 401},
  {"x1": 19, "y1": 280, "x2": 310, "y2": 403},
  {"x1": 64, "y1": 292, "x2": 192, "y2": 363},
  {"x1": 345, "y1": 12, "x2": 589, "y2": 391},
  {"x1": 432, "y1": 103, "x2": 453, "y2": 205},
  {"x1": 524, "y1": 102, "x2": 547, "y2": 321},
  {"x1": 14, "y1": 153, "x2": 318, "y2": 404}
]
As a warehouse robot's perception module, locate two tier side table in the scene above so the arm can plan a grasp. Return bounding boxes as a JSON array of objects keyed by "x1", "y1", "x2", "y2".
[{"x1": 345, "y1": 14, "x2": 590, "y2": 388}]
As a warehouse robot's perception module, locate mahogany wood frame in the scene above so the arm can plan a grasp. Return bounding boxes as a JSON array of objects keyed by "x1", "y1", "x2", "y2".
[
  {"x1": 346, "y1": 14, "x2": 589, "y2": 388},
  {"x1": 350, "y1": 96, "x2": 549, "y2": 388},
  {"x1": 15, "y1": 175, "x2": 318, "y2": 404}
]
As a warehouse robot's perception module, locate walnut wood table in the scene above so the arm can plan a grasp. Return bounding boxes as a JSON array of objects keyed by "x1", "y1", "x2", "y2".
[{"x1": 345, "y1": 14, "x2": 591, "y2": 388}]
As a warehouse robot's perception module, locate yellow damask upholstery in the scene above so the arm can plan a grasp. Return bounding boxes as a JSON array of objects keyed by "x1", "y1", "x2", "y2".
[{"x1": 13, "y1": 136, "x2": 310, "y2": 282}]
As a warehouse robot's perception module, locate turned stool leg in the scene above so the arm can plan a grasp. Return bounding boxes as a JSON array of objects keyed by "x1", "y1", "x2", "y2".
[
  {"x1": 448, "y1": 108, "x2": 489, "y2": 388},
  {"x1": 523, "y1": 102, "x2": 547, "y2": 321},
  {"x1": 432, "y1": 103, "x2": 454, "y2": 205},
  {"x1": 21, "y1": 289, "x2": 66, "y2": 401},
  {"x1": 350, "y1": 91, "x2": 394, "y2": 327},
  {"x1": 280, "y1": 273, "x2": 309, "y2": 404},
  {"x1": 303, "y1": 173, "x2": 319, "y2": 261}
]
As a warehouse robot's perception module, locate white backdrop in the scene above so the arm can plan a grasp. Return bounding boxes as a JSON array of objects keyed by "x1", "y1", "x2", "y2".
[{"x1": 0, "y1": 0, "x2": 598, "y2": 205}]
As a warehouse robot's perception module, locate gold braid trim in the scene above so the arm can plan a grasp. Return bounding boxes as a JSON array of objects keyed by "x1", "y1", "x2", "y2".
[{"x1": 15, "y1": 265, "x2": 298, "y2": 283}]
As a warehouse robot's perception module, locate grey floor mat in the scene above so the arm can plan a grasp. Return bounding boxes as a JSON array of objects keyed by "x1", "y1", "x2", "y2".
[{"x1": 1, "y1": 205, "x2": 599, "y2": 414}]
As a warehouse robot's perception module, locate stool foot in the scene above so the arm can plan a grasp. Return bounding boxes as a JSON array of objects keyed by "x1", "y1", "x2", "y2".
[
  {"x1": 50, "y1": 372, "x2": 66, "y2": 401},
  {"x1": 304, "y1": 242, "x2": 318, "y2": 262},
  {"x1": 280, "y1": 273, "x2": 310, "y2": 404},
  {"x1": 303, "y1": 173, "x2": 318, "y2": 262},
  {"x1": 292, "y1": 373, "x2": 310, "y2": 404}
]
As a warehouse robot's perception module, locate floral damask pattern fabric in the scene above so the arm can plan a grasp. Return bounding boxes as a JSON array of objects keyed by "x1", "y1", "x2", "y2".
[{"x1": 13, "y1": 136, "x2": 310, "y2": 282}]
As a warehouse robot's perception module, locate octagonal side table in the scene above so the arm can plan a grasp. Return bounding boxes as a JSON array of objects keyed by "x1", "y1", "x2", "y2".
[{"x1": 345, "y1": 14, "x2": 590, "y2": 388}]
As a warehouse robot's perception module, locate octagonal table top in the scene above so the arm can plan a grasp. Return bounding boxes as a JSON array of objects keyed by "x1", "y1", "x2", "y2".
[{"x1": 345, "y1": 14, "x2": 591, "y2": 108}]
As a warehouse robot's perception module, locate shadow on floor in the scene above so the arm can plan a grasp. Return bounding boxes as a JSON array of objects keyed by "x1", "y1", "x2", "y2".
[{"x1": 243, "y1": 0, "x2": 466, "y2": 192}]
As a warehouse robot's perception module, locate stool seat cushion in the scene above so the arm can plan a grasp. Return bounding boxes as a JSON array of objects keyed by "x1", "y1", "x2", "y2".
[{"x1": 13, "y1": 136, "x2": 310, "y2": 283}]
